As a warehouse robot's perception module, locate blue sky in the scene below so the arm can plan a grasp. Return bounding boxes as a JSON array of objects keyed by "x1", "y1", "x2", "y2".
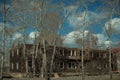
[{"x1": 0, "y1": 0, "x2": 120, "y2": 48}]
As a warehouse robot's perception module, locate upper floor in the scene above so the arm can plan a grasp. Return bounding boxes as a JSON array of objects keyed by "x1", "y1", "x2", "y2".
[{"x1": 10, "y1": 44, "x2": 116, "y2": 62}]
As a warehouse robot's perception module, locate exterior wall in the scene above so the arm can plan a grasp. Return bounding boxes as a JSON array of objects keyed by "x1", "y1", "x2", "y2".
[
  {"x1": 10, "y1": 47, "x2": 26, "y2": 73},
  {"x1": 112, "y1": 48, "x2": 120, "y2": 72},
  {"x1": 117, "y1": 56, "x2": 120, "y2": 72},
  {"x1": 9, "y1": 44, "x2": 117, "y2": 75}
]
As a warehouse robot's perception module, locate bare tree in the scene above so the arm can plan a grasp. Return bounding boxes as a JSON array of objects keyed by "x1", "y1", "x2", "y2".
[
  {"x1": 98, "y1": 0, "x2": 119, "y2": 79},
  {"x1": 73, "y1": 0, "x2": 108, "y2": 79},
  {"x1": 10, "y1": 0, "x2": 62, "y2": 79},
  {"x1": 7, "y1": 0, "x2": 35, "y2": 76},
  {"x1": 0, "y1": 0, "x2": 16, "y2": 79},
  {"x1": 74, "y1": 1, "x2": 92, "y2": 80}
]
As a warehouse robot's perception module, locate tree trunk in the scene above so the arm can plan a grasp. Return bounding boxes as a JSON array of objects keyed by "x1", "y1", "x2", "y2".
[
  {"x1": 32, "y1": 46, "x2": 36, "y2": 77},
  {"x1": 23, "y1": 27, "x2": 28, "y2": 75},
  {"x1": 42, "y1": 39, "x2": 47, "y2": 80},
  {"x1": 24, "y1": 44, "x2": 28, "y2": 74},
  {"x1": 109, "y1": 45, "x2": 112, "y2": 79},
  {"x1": 40, "y1": 45, "x2": 44, "y2": 77},
  {"x1": 0, "y1": 1, "x2": 6, "y2": 79},
  {"x1": 49, "y1": 45, "x2": 56, "y2": 80},
  {"x1": 0, "y1": 55, "x2": 3, "y2": 80},
  {"x1": 81, "y1": 33, "x2": 85, "y2": 80},
  {"x1": 81, "y1": 10, "x2": 87, "y2": 80}
]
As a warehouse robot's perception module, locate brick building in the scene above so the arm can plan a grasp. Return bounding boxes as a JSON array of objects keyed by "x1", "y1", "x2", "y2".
[
  {"x1": 112, "y1": 48, "x2": 120, "y2": 73},
  {"x1": 9, "y1": 44, "x2": 117, "y2": 76}
]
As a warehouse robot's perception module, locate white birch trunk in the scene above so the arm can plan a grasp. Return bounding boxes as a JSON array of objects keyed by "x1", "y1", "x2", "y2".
[
  {"x1": 32, "y1": 46, "x2": 35, "y2": 77},
  {"x1": 81, "y1": 32, "x2": 85, "y2": 80},
  {"x1": 0, "y1": 1, "x2": 6, "y2": 79},
  {"x1": 42, "y1": 39, "x2": 47, "y2": 80}
]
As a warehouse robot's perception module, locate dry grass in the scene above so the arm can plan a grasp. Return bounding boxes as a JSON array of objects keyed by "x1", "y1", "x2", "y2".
[{"x1": 3, "y1": 74, "x2": 120, "y2": 80}]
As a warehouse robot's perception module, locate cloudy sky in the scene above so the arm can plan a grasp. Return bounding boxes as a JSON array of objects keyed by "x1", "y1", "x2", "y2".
[{"x1": 0, "y1": 0, "x2": 120, "y2": 48}]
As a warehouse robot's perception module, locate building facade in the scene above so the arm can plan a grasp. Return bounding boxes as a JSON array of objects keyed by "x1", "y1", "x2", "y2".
[
  {"x1": 10, "y1": 44, "x2": 117, "y2": 76},
  {"x1": 112, "y1": 48, "x2": 120, "y2": 73}
]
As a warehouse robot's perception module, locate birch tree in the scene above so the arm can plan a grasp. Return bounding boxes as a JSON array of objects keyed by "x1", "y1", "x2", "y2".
[
  {"x1": 7, "y1": 0, "x2": 35, "y2": 76},
  {"x1": 75, "y1": 1, "x2": 93, "y2": 80},
  {"x1": 0, "y1": 0, "x2": 16, "y2": 79},
  {"x1": 72, "y1": 0, "x2": 108, "y2": 79},
  {"x1": 11, "y1": 0, "x2": 63, "y2": 79},
  {"x1": 97, "y1": 0, "x2": 119, "y2": 79}
]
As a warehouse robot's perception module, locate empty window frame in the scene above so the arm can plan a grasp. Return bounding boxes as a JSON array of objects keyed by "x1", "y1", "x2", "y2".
[
  {"x1": 59, "y1": 62, "x2": 64, "y2": 69},
  {"x1": 12, "y1": 50, "x2": 14, "y2": 57},
  {"x1": 17, "y1": 49, "x2": 19, "y2": 55},
  {"x1": 67, "y1": 62, "x2": 76, "y2": 69},
  {"x1": 80, "y1": 51, "x2": 85, "y2": 56},
  {"x1": 16, "y1": 63, "x2": 19, "y2": 70},
  {"x1": 11, "y1": 63, "x2": 14, "y2": 70},
  {"x1": 70, "y1": 50, "x2": 77, "y2": 56},
  {"x1": 60, "y1": 49, "x2": 64, "y2": 56},
  {"x1": 93, "y1": 53, "x2": 99, "y2": 58}
]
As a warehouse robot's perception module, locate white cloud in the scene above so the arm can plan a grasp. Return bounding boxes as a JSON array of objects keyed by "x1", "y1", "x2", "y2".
[
  {"x1": 29, "y1": 31, "x2": 39, "y2": 39},
  {"x1": 12, "y1": 31, "x2": 40, "y2": 44},
  {"x1": 104, "y1": 41, "x2": 112, "y2": 47},
  {"x1": 68, "y1": 11, "x2": 99, "y2": 31},
  {"x1": 63, "y1": 30, "x2": 89, "y2": 46},
  {"x1": 68, "y1": 12, "x2": 87, "y2": 30},
  {"x1": 94, "y1": 33, "x2": 113, "y2": 47},
  {"x1": 63, "y1": 31, "x2": 77, "y2": 45},
  {"x1": 12, "y1": 33, "x2": 22, "y2": 40},
  {"x1": 105, "y1": 18, "x2": 120, "y2": 34},
  {"x1": 63, "y1": 31, "x2": 114, "y2": 48},
  {"x1": 94, "y1": 34, "x2": 107, "y2": 45}
]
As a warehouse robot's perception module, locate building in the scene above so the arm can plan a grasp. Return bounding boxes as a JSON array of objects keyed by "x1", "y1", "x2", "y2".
[
  {"x1": 9, "y1": 44, "x2": 117, "y2": 76},
  {"x1": 112, "y1": 48, "x2": 120, "y2": 73}
]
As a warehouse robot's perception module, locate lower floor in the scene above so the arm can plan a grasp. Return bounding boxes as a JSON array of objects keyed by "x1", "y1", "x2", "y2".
[{"x1": 10, "y1": 58, "x2": 117, "y2": 76}]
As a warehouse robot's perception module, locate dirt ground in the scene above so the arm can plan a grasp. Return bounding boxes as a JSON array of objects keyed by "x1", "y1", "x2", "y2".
[{"x1": 3, "y1": 74, "x2": 120, "y2": 80}]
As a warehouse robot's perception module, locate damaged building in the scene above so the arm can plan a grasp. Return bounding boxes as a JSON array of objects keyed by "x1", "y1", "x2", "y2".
[{"x1": 9, "y1": 44, "x2": 117, "y2": 76}]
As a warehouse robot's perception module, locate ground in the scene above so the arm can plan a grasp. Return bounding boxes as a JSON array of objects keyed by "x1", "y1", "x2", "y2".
[{"x1": 3, "y1": 74, "x2": 120, "y2": 80}]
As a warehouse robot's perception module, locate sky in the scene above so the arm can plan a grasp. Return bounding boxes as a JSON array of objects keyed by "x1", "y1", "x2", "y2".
[{"x1": 0, "y1": 0, "x2": 120, "y2": 49}]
